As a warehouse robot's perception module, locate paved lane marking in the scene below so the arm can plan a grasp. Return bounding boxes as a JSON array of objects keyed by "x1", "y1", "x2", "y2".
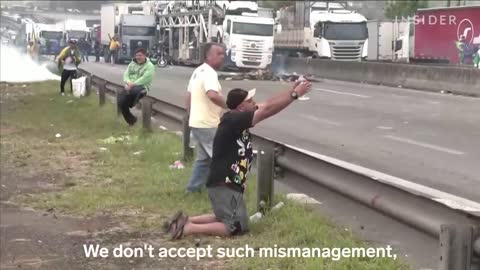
[
  {"x1": 384, "y1": 135, "x2": 465, "y2": 155},
  {"x1": 377, "y1": 126, "x2": 394, "y2": 130},
  {"x1": 300, "y1": 114, "x2": 342, "y2": 126},
  {"x1": 314, "y1": 88, "x2": 371, "y2": 98}
]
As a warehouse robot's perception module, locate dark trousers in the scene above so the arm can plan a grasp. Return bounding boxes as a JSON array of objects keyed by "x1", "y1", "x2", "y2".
[
  {"x1": 117, "y1": 86, "x2": 146, "y2": 125},
  {"x1": 95, "y1": 49, "x2": 100, "y2": 62},
  {"x1": 60, "y1": 69, "x2": 77, "y2": 93},
  {"x1": 81, "y1": 50, "x2": 89, "y2": 62}
]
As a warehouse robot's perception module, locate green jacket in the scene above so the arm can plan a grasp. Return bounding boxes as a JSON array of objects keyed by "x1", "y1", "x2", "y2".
[
  {"x1": 57, "y1": 46, "x2": 81, "y2": 71},
  {"x1": 123, "y1": 58, "x2": 155, "y2": 91},
  {"x1": 455, "y1": 41, "x2": 465, "y2": 52}
]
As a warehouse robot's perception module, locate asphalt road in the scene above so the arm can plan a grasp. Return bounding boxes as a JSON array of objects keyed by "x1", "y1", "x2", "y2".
[{"x1": 81, "y1": 61, "x2": 480, "y2": 203}]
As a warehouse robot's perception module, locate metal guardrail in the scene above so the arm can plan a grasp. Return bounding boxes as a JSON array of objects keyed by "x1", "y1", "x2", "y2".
[{"x1": 79, "y1": 68, "x2": 480, "y2": 270}]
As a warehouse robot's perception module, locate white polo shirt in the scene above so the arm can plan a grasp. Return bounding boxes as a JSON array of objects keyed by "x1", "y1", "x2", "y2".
[{"x1": 187, "y1": 63, "x2": 223, "y2": 128}]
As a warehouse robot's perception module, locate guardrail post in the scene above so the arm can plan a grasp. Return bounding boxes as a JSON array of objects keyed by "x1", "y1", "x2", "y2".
[
  {"x1": 439, "y1": 224, "x2": 478, "y2": 270},
  {"x1": 115, "y1": 88, "x2": 122, "y2": 116},
  {"x1": 182, "y1": 114, "x2": 193, "y2": 162},
  {"x1": 85, "y1": 74, "x2": 92, "y2": 96},
  {"x1": 99, "y1": 81, "x2": 106, "y2": 106},
  {"x1": 141, "y1": 98, "x2": 152, "y2": 132},
  {"x1": 473, "y1": 231, "x2": 480, "y2": 270},
  {"x1": 256, "y1": 142, "x2": 275, "y2": 213}
]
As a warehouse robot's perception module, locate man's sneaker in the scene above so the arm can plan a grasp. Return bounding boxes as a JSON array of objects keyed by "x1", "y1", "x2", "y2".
[{"x1": 61, "y1": 92, "x2": 65, "y2": 96}]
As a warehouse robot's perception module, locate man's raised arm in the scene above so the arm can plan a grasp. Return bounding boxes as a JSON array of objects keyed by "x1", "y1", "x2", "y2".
[{"x1": 252, "y1": 81, "x2": 312, "y2": 126}]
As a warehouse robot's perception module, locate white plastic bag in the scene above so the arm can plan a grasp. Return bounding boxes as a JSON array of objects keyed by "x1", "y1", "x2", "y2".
[{"x1": 72, "y1": 76, "x2": 86, "y2": 97}]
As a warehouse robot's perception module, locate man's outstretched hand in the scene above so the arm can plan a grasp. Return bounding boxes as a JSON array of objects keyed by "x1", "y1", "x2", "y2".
[{"x1": 293, "y1": 80, "x2": 313, "y2": 97}]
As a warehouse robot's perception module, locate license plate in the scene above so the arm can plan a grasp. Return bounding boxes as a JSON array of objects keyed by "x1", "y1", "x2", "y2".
[{"x1": 247, "y1": 58, "x2": 257, "y2": 61}]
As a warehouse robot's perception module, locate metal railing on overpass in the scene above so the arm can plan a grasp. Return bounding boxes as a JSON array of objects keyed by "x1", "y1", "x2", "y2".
[{"x1": 78, "y1": 68, "x2": 480, "y2": 270}]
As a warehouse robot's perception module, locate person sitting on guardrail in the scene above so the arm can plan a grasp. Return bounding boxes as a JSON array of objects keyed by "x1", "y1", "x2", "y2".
[
  {"x1": 118, "y1": 47, "x2": 155, "y2": 126},
  {"x1": 56, "y1": 39, "x2": 81, "y2": 96},
  {"x1": 164, "y1": 79, "x2": 312, "y2": 240}
]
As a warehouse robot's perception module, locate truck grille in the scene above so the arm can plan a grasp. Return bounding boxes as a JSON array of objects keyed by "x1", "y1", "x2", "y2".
[
  {"x1": 331, "y1": 44, "x2": 362, "y2": 61},
  {"x1": 242, "y1": 61, "x2": 261, "y2": 66},
  {"x1": 129, "y1": 40, "x2": 150, "y2": 56},
  {"x1": 240, "y1": 39, "x2": 265, "y2": 64}
]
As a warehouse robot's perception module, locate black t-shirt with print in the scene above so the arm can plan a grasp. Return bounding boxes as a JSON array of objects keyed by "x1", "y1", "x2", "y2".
[{"x1": 206, "y1": 111, "x2": 255, "y2": 193}]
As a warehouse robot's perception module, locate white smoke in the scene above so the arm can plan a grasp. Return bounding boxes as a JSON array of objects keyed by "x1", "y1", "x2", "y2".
[{"x1": 0, "y1": 45, "x2": 60, "y2": 83}]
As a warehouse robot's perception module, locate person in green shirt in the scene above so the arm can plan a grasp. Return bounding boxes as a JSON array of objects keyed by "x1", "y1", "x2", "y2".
[
  {"x1": 456, "y1": 35, "x2": 466, "y2": 65},
  {"x1": 473, "y1": 47, "x2": 480, "y2": 69},
  {"x1": 118, "y1": 47, "x2": 155, "y2": 125}
]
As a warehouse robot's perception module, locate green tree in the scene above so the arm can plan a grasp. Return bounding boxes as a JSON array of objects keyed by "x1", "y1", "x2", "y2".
[{"x1": 384, "y1": 0, "x2": 429, "y2": 19}]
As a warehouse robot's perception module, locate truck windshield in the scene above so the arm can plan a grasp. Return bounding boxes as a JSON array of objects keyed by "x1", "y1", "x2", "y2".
[
  {"x1": 323, "y1": 22, "x2": 368, "y2": 40},
  {"x1": 122, "y1": 26, "x2": 156, "y2": 36},
  {"x1": 42, "y1": 31, "x2": 63, "y2": 40},
  {"x1": 232, "y1": 22, "x2": 273, "y2": 37},
  {"x1": 68, "y1": 30, "x2": 85, "y2": 39}
]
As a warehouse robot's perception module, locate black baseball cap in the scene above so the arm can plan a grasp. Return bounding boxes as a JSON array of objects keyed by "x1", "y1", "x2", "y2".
[{"x1": 226, "y1": 88, "x2": 256, "y2": 110}]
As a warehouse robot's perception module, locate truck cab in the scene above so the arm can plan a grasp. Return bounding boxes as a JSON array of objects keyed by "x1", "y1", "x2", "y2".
[
  {"x1": 117, "y1": 14, "x2": 157, "y2": 62},
  {"x1": 101, "y1": 4, "x2": 157, "y2": 63},
  {"x1": 221, "y1": 14, "x2": 274, "y2": 69},
  {"x1": 36, "y1": 24, "x2": 65, "y2": 55},
  {"x1": 274, "y1": 1, "x2": 368, "y2": 61},
  {"x1": 310, "y1": 10, "x2": 368, "y2": 60}
]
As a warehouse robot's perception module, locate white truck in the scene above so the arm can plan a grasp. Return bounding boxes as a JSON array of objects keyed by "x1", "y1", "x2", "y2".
[
  {"x1": 101, "y1": 3, "x2": 157, "y2": 63},
  {"x1": 61, "y1": 19, "x2": 89, "y2": 42},
  {"x1": 274, "y1": 1, "x2": 369, "y2": 61},
  {"x1": 35, "y1": 23, "x2": 65, "y2": 55},
  {"x1": 156, "y1": 0, "x2": 274, "y2": 69}
]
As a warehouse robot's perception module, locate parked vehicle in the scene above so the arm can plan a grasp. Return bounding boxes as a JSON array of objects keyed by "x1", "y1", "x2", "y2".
[
  {"x1": 395, "y1": 5, "x2": 480, "y2": 64},
  {"x1": 274, "y1": 1, "x2": 369, "y2": 61},
  {"x1": 101, "y1": 3, "x2": 157, "y2": 63}
]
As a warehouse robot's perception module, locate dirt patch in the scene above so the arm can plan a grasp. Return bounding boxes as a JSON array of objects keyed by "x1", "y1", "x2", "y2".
[{"x1": 0, "y1": 85, "x2": 220, "y2": 270}]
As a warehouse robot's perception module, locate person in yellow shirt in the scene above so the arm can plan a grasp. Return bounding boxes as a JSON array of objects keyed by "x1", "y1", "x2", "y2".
[{"x1": 108, "y1": 35, "x2": 120, "y2": 65}]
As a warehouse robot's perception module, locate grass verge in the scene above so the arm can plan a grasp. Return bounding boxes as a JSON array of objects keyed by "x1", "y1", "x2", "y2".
[{"x1": 1, "y1": 80, "x2": 410, "y2": 270}]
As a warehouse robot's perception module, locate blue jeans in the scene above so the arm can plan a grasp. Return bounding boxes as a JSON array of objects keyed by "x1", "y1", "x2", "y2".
[{"x1": 186, "y1": 127, "x2": 217, "y2": 193}]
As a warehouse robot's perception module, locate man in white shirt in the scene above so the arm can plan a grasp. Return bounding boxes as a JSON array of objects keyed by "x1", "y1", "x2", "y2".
[{"x1": 185, "y1": 43, "x2": 228, "y2": 193}]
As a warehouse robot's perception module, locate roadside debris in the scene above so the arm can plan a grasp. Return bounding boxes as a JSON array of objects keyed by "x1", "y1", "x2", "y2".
[
  {"x1": 169, "y1": 160, "x2": 185, "y2": 170},
  {"x1": 132, "y1": 151, "x2": 144, "y2": 156},
  {"x1": 100, "y1": 135, "x2": 135, "y2": 144},
  {"x1": 249, "y1": 212, "x2": 263, "y2": 223},
  {"x1": 218, "y1": 70, "x2": 322, "y2": 82},
  {"x1": 55, "y1": 133, "x2": 62, "y2": 138},
  {"x1": 286, "y1": 193, "x2": 322, "y2": 204}
]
